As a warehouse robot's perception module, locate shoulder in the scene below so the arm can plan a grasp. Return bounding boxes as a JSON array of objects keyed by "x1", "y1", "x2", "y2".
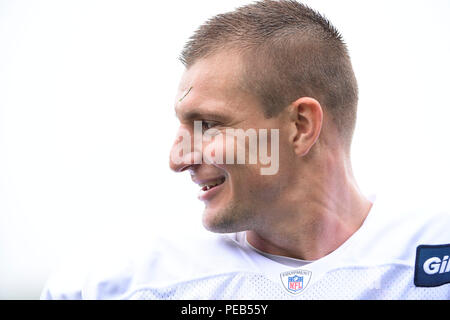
[
  {"x1": 351, "y1": 192, "x2": 450, "y2": 267},
  {"x1": 41, "y1": 239, "x2": 138, "y2": 300},
  {"x1": 376, "y1": 192, "x2": 450, "y2": 244},
  {"x1": 41, "y1": 230, "x2": 250, "y2": 299},
  {"x1": 130, "y1": 230, "x2": 252, "y2": 286}
]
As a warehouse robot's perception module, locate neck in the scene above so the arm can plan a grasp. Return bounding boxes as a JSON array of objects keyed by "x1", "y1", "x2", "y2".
[{"x1": 246, "y1": 149, "x2": 373, "y2": 261}]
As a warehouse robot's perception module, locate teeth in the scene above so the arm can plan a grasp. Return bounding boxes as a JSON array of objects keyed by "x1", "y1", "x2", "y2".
[{"x1": 199, "y1": 177, "x2": 225, "y2": 190}]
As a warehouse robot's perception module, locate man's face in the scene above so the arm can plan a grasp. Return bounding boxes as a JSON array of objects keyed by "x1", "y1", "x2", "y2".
[{"x1": 170, "y1": 53, "x2": 293, "y2": 233}]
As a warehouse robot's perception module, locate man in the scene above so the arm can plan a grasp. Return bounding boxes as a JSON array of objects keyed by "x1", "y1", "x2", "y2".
[{"x1": 42, "y1": 0, "x2": 450, "y2": 299}]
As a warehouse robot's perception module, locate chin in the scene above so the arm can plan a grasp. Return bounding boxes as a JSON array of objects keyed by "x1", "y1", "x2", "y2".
[
  {"x1": 201, "y1": 202, "x2": 252, "y2": 234},
  {"x1": 202, "y1": 208, "x2": 234, "y2": 233}
]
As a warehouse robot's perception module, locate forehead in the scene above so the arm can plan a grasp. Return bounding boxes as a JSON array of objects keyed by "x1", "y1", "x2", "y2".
[
  {"x1": 179, "y1": 53, "x2": 243, "y2": 97},
  {"x1": 175, "y1": 53, "x2": 262, "y2": 120}
]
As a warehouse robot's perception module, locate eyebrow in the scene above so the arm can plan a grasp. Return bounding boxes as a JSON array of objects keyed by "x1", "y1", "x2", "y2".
[{"x1": 175, "y1": 108, "x2": 231, "y2": 123}]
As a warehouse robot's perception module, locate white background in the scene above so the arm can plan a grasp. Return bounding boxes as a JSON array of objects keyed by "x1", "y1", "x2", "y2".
[{"x1": 1, "y1": 0, "x2": 449, "y2": 299}]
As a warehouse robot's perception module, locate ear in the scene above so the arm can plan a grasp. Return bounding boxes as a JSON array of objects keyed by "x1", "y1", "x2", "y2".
[{"x1": 289, "y1": 97, "x2": 323, "y2": 157}]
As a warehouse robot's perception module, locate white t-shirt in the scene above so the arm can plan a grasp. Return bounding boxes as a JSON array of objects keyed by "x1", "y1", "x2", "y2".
[
  {"x1": 41, "y1": 194, "x2": 450, "y2": 299},
  {"x1": 240, "y1": 232, "x2": 313, "y2": 268}
]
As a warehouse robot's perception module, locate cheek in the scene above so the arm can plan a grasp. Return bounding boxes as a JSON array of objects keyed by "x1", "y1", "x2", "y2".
[
  {"x1": 201, "y1": 127, "x2": 290, "y2": 182},
  {"x1": 201, "y1": 131, "x2": 248, "y2": 166},
  {"x1": 227, "y1": 143, "x2": 292, "y2": 201},
  {"x1": 201, "y1": 132, "x2": 227, "y2": 165},
  {"x1": 224, "y1": 164, "x2": 281, "y2": 204}
]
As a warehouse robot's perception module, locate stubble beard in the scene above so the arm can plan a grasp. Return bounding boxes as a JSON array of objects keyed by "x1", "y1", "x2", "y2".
[{"x1": 201, "y1": 199, "x2": 257, "y2": 234}]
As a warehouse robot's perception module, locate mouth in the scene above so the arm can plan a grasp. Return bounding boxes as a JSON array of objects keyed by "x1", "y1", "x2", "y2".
[
  {"x1": 199, "y1": 176, "x2": 226, "y2": 191},
  {"x1": 196, "y1": 176, "x2": 226, "y2": 201}
]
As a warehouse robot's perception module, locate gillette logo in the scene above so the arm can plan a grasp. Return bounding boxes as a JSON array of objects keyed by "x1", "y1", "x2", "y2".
[
  {"x1": 415, "y1": 244, "x2": 450, "y2": 287},
  {"x1": 423, "y1": 255, "x2": 450, "y2": 275}
]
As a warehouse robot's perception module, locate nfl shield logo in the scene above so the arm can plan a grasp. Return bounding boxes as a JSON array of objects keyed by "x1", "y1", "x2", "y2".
[
  {"x1": 280, "y1": 269, "x2": 312, "y2": 295},
  {"x1": 288, "y1": 275, "x2": 303, "y2": 292}
]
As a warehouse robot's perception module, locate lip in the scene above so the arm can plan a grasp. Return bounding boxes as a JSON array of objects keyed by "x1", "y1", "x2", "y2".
[
  {"x1": 198, "y1": 180, "x2": 225, "y2": 201},
  {"x1": 193, "y1": 176, "x2": 226, "y2": 201}
]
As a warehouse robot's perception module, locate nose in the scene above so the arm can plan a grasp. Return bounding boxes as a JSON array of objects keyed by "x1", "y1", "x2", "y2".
[{"x1": 169, "y1": 126, "x2": 202, "y2": 172}]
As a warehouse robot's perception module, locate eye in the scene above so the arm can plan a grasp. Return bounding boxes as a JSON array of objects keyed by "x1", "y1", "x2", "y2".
[{"x1": 202, "y1": 121, "x2": 218, "y2": 131}]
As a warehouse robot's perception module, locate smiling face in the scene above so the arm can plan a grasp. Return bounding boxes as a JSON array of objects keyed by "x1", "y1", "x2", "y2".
[{"x1": 170, "y1": 52, "x2": 296, "y2": 233}]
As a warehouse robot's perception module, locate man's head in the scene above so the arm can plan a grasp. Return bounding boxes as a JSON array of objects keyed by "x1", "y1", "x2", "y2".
[
  {"x1": 181, "y1": 0, "x2": 358, "y2": 146},
  {"x1": 170, "y1": 0, "x2": 359, "y2": 233}
]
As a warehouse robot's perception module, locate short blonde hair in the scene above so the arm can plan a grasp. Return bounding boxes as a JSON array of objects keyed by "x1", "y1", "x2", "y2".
[{"x1": 181, "y1": 0, "x2": 358, "y2": 146}]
